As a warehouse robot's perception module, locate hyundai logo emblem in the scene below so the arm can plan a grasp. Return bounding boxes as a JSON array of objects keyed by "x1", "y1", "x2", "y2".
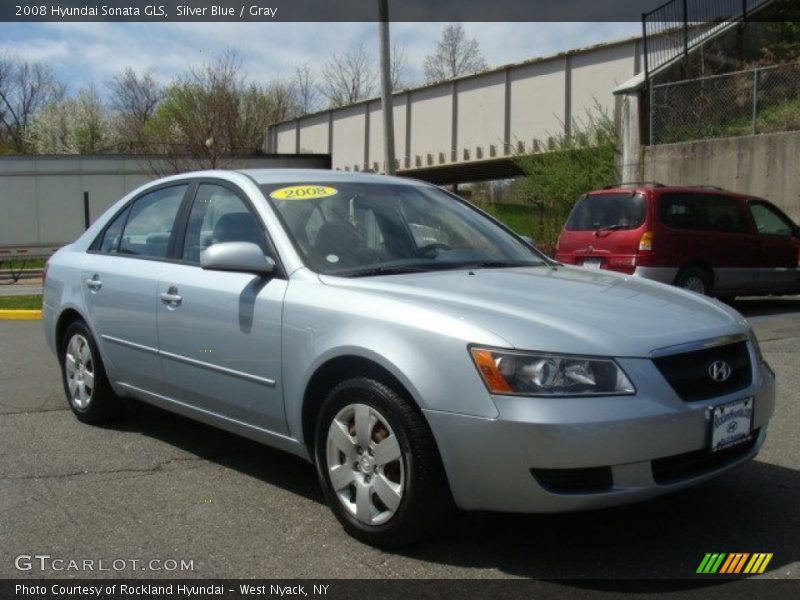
[{"x1": 708, "y1": 360, "x2": 732, "y2": 383}]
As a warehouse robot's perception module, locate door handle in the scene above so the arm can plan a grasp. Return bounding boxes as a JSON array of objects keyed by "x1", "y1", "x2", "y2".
[
  {"x1": 86, "y1": 275, "x2": 102, "y2": 291},
  {"x1": 160, "y1": 286, "x2": 182, "y2": 307}
]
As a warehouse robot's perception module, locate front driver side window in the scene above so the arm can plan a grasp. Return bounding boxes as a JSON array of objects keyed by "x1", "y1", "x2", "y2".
[
  {"x1": 749, "y1": 202, "x2": 795, "y2": 236},
  {"x1": 182, "y1": 184, "x2": 268, "y2": 264}
]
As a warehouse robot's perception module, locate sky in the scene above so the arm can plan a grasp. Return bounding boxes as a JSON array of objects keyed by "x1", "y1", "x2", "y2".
[{"x1": 0, "y1": 22, "x2": 641, "y2": 97}]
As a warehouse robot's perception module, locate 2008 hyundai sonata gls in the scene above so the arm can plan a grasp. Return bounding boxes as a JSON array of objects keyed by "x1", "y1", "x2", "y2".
[{"x1": 44, "y1": 169, "x2": 775, "y2": 547}]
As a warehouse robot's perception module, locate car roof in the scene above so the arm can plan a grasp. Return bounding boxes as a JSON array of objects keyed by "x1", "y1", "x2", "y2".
[
  {"x1": 588, "y1": 185, "x2": 750, "y2": 199},
  {"x1": 236, "y1": 168, "x2": 427, "y2": 187}
]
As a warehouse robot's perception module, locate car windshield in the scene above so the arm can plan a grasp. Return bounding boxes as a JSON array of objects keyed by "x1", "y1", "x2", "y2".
[
  {"x1": 565, "y1": 192, "x2": 646, "y2": 231},
  {"x1": 260, "y1": 181, "x2": 546, "y2": 276}
]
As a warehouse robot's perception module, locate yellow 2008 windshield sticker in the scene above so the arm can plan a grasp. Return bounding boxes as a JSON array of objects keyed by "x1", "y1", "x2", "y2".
[{"x1": 270, "y1": 185, "x2": 338, "y2": 200}]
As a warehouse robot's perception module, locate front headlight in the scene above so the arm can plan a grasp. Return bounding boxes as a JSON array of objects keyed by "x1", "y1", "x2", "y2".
[{"x1": 470, "y1": 347, "x2": 636, "y2": 397}]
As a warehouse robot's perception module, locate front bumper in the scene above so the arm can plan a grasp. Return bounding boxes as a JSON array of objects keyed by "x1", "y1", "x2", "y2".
[{"x1": 424, "y1": 357, "x2": 775, "y2": 513}]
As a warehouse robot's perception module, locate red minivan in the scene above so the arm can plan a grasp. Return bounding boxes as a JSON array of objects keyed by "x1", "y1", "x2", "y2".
[{"x1": 555, "y1": 183, "x2": 800, "y2": 298}]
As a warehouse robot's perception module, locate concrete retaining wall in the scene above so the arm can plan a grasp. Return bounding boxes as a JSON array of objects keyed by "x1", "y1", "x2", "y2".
[
  {"x1": 643, "y1": 130, "x2": 800, "y2": 222},
  {"x1": 0, "y1": 154, "x2": 329, "y2": 248}
]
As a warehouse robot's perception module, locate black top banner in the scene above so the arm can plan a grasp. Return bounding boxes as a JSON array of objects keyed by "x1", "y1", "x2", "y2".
[{"x1": 0, "y1": 0, "x2": 775, "y2": 22}]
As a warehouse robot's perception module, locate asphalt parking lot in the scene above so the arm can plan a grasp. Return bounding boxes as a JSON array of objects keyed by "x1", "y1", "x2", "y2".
[{"x1": 1, "y1": 298, "x2": 799, "y2": 581}]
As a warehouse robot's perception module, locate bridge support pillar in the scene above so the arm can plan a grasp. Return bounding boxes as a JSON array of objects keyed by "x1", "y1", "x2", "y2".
[{"x1": 616, "y1": 91, "x2": 644, "y2": 184}]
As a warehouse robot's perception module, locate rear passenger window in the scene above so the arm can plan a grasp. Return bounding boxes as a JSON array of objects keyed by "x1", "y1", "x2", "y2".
[
  {"x1": 96, "y1": 206, "x2": 130, "y2": 253},
  {"x1": 119, "y1": 185, "x2": 187, "y2": 258},
  {"x1": 659, "y1": 193, "x2": 747, "y2": 233}
]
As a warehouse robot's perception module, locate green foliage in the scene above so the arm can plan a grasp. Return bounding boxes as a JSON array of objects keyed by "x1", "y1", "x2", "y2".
[
  {"x1": 479, "y1": 203, "x2": 538, "y2": 236},
  {"x1": 144, "y1": 51, "x2": 299, "y2": 172},
  {"x1": 512, "y1": 106, "x2": 618, "y2": 248},
  {"x1": 0, "y1": 295, "x2": 42, "y2": 310}
]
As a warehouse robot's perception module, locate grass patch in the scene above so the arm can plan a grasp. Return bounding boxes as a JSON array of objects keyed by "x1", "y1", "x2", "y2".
[
  {"x1": 481, "y1": 203, "x2": 538, "y2": 237},
  {"x1": 0, "y1": 295, "x2": 43, "y2": 310},
  {"x1": 0, "y1": 258, "x2": 47, "y2": 270}
]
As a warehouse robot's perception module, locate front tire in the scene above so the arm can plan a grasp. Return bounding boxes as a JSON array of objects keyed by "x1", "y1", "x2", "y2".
[
  {"x1": 60, "y1": 321, "x2": 120, "y2": 424},
  {"x1": 314, "y1": 377, "x2": 453, "y2": 548}
]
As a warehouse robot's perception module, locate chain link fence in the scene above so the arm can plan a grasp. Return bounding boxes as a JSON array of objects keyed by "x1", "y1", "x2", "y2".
[{"x1": 650, "y1": 62, "x2": 800, "y2": 144}]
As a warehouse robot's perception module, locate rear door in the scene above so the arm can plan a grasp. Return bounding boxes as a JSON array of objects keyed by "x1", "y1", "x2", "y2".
[
  {"x1": 747, "y1": 199, "x2": 800, "y2": 293},
  {"x1": 82, "y1": 183, "x2": 189, "y2": 393},
  {"x1": 656, "y1": 192, "x2": 759, "y2": 293},
  {"x1": 155, "y1": 181, "x2": 289, "y2": 434}
]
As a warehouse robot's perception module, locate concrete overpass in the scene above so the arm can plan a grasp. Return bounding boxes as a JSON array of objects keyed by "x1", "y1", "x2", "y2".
[{"x1": 266, "y1": 36, "x2": 645, "y2": 184}]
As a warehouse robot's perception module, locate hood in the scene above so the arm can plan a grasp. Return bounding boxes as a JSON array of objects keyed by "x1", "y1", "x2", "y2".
[{"x1": 319, "y1": 265, "x2": 749, "y2": 357}]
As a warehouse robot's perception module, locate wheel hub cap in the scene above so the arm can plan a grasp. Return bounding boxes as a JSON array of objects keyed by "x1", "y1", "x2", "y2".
[
  {"x1": 326, "y1": 402, "x2": 405, "y2": 526},
  {"x1": 65, "y1": 334, "x2": 94, "y2": 410}
]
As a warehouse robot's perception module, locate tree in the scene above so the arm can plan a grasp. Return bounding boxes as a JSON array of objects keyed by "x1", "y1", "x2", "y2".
[
  {"x1": 107, "y1": 68, "x2": 162, "y2": 152},
  {"x1": 0, "y1": 54, "x2": 65, "y2": 153},
  {"x1": 26, "y1": 86, "x2": 111, "y2": 154},
  {"x1": 320, "y1": 43, "x2": 377, "y2": 107},
  {"x1": 291, "y1": 63, "x2": 319, "y2": 115},
  {"x1": 423, "y1": 24, "x2": 488, "y2": 83},
  {"x1": 391, "y1": 42, "x2": 408, "y2": 90},
  {"x1": 512, "y1": 105, "x2": 618, "y2": 250},
  {"x1": 146, "y1": 50, "x2": 299, "y2": 173}
]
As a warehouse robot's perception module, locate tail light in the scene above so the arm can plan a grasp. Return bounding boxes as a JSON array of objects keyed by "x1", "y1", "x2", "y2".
[{"x1": 638, "y1": 231, "x2": 653, "y2": 252}]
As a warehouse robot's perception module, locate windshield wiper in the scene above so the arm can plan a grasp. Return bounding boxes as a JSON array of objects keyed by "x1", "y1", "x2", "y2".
[
  {"x1": 340, "y1": 265, "x2": 433, "y2": 278},
  {"x1": 594, "y1": 224, "x2": 629, "y2": 234},
  {"x1": 450, "y1": 260, "x2": 544, "y2": 270}
]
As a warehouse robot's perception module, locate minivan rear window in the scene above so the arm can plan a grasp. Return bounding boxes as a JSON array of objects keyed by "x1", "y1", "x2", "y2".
[{"x1": 565, "y1": 193, "x2": 646, "y2": 231}]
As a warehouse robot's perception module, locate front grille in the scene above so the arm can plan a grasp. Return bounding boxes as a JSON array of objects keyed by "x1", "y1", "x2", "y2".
[
  {"x1": 653, "y1": 341, "x2": 751, "y2": 402},
  {"x1": 531, "y1": 466, "x2": 613, "y2": 494},
  {"x1": 651, "y1": 430, "x2": 759, "y2": 485}
]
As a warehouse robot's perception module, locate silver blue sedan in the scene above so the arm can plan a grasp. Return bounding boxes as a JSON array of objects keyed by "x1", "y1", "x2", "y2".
[{"x1": 43, "y1": 170, "x2": 775, "y2": 547}]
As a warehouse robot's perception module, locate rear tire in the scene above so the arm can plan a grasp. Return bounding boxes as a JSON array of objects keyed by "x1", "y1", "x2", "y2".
[
  {"x1": 675, "y1": 266, "x2": 712, "y2": 296},
  {"x1": 314, "y1": 377, "x2": 453, "y2": 548},
  {"x1": 60, "y1": 321, "x2": 120, "y2": 424}
]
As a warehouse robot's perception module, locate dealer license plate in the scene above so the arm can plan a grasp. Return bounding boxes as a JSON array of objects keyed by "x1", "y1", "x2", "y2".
[
  {"x1": 710, "y1": 397, "x2": 753, "y2": 452},
  {"x1": 582, "y1": 258, "x2": 602, "y2": 269}
]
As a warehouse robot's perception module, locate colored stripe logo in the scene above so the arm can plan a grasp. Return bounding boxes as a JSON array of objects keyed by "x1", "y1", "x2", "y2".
[{"x1": 697, "y1": 553, "x2": 773, "y2": 574}]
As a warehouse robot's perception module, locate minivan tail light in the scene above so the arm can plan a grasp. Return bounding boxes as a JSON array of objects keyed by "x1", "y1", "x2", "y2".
[{"x1": 638, "y1": 231, "x2": 653, "y2": 252}]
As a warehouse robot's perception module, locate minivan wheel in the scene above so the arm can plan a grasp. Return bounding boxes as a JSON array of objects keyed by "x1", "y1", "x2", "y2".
[
  {"x1": 314, "y1": 377, "x2": 453, "y2": 548},
  {"x1": 675, "y1": 267, "x2": 712, "y2": 295},
  {"x1": 61, "y1": 321, "x2": 119, "y2": 424}
]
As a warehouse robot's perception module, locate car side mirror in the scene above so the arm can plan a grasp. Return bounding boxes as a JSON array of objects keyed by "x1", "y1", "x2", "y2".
[{"x1": 200, "y1": 242, "x2": 275, "y2": 276}]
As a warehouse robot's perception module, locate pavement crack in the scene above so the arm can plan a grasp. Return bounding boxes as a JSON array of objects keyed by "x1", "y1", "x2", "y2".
[{"x1": 0, "y1": 455, "x2": 220, "y2": 482}]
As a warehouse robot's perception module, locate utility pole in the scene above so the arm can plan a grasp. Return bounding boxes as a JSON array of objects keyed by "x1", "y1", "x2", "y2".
[{"x1": 378, "y1": 0, "x2": 396, "y2": 175}]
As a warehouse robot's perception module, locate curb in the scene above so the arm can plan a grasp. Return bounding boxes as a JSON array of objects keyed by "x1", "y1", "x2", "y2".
[{"x1": 0, "y1": 309, "x2": 42, "y2": 320}]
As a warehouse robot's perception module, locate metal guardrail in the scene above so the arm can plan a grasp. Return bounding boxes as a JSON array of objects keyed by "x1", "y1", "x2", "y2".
[
  {"x1": 0, "y1": 268, "x2": 44, "y2": 283},
  {"x1": 650, "y1": 62, "x2": 800, "y2": 144},
  {"x1": 641, "y1": 0, "x2": 768, "y2": 85}
]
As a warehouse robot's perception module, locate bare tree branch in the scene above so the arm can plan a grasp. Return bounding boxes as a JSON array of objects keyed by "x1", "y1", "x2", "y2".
[
  {"x1": 0, "y1": 53, "x2": 65, "y2": 153},
  {"x1": 107, "y1": 67, "x2": 161, "y2": 151},
  {"x1": 320, "y1": 43, "x2": 377, "y2": 108},
  {"x1": 423, "y1": 24, "x2": 488, "y2": 83}
]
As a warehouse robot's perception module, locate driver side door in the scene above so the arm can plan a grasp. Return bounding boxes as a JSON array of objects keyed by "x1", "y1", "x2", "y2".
[{"x1": 156, "y1": 181, "x2": 289, "y2": 434}]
